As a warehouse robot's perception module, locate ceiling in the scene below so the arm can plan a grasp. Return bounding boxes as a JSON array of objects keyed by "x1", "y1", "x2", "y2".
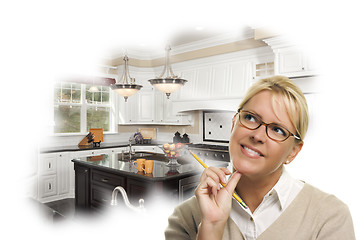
[{"x1": 104, "y1": 25, "x2": 256, "y2": 61}]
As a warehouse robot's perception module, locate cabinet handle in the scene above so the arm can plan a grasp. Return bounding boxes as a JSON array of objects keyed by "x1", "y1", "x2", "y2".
[
  {"x1": 101, "y1": 178, "x2": 109, "y2": 183},
  {"x1": 302, "y1": 67, "x2": 305, "y2": 70},
  {"x1": 48, "y1": 183, "x2": 52, "y2": 190},
  {"x1": 101, "y1": 199, "x2": 108, "y2": 202},
  {"x1": 84, "y1": 169, "x2": 88, "y2": 173},
  {"x1": 48, "y1": 163, "x2": 51, "y2": 169}
]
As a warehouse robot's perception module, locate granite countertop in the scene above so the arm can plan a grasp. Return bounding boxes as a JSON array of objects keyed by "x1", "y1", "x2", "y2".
[
  {"x1": 40, "y1": 142, "x2": 164, "y2": 154},
  {"x1": 72, "y1": 152, "x2": 203, "y2": 181}
]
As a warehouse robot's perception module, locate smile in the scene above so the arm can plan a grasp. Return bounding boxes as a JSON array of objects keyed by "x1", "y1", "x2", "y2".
[{"x1": 241, "y1": 145, "x2": 264, "y2": 157}]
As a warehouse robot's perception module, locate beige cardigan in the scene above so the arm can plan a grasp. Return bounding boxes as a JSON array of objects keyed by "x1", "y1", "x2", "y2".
[{"x1": 165, "y1": 183, "x2": 355, "y2": 239}]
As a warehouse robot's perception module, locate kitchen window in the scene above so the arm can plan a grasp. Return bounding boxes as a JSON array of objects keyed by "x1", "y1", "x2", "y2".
[{"x1": 53, "y1": 80, "x2": 115, "y2": 134}]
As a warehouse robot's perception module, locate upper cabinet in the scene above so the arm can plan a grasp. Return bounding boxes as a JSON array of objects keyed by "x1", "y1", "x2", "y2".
[
  {"x1": 118, "y1": 69, "x2": 191, "y2": 125},
  {"x1": 275, "y1": 46, "x2": 317, "y2": 77},
  {"x1": 117, "y1": 46, "x2": 274, "y2": 122},
  {"x1": 176, "y1": 47, "x2": 273, "y2": 101},
  {"x1": 263, "y1": 37, "x2": 318, "y2": 78}
]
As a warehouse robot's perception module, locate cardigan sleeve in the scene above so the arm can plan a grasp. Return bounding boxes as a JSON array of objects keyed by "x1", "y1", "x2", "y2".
[
  {"x1": 164, "y1": 197, "x2": 201, "y2": 240},
  {"x1": 315, "y1": 195, "x2": 355, "y2": 240}
]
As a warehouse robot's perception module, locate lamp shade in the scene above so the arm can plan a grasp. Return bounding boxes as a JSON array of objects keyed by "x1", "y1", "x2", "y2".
[
  {"x1": 148, "y1": 46, "x2": 188, "y2": 98},
  {"x1": 148, "y1": 78, "x2": 187, "y2": 98},
  {"x1": 111, "y1": 83, "x2": 142, "y2": 101},
  {"x1": 111, "y1": 55, "x2": 143, "y2": 102}
]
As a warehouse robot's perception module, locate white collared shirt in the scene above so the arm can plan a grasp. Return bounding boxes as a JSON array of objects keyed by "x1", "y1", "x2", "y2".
[{"x1": 230, "y1": 167, "x2": 304, "y2": 240}]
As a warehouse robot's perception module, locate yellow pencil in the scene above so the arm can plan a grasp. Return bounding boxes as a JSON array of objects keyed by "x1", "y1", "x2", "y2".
[{"x1": 188, "y1": 150, "x2": 248, "y2": 209}]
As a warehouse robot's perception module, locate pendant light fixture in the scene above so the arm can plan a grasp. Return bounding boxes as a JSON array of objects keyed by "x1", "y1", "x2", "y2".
[
  {"x1": 149, "y1": 46, "x2": 187, "y2": 99},
  {"x1": 110, "y1": 55, "x2": 142, "y2": 102},
  {"x1": 88, "y1": 86, "x2": 99, "y2": 92}
]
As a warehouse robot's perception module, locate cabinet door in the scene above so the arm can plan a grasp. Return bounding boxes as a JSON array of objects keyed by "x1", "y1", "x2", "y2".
[
  {"x1": 229, "y1": 61, "x2": 253, "y2": 97},
  {"x1": 162, "y1": 93, "x2": 181, "y2": 123},
  {"x1": 210, "y1": 63, "x2": 229, "y2": 98},
  {"x1": 138, "y1": 88, "x2": 155, "y2": 122},
  {"x1": 194, "y1": 67, "x2": 212, "y2": 98},
  {"x1": 127, "y1": 178, "x2": 152, "y2": 205},
  {"x1": 178, "y1": 69, "x2": 196, "y2": 99},
  {"x1": 278, "y1": 49, "x2": 305, "y2": 74},
  {"x1": 74, "y1": 164, "x2": 90, "y2": 208},
  {"x1": 57, "y1": 153, "x2": 70, "y2": 195},
  {"x1": 124, "y1": 91, "x2": 139, "y2": 123}
]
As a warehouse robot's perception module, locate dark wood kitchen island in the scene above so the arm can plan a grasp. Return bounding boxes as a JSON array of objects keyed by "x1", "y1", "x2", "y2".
[{"x1": 72, "y1": 152, "x2": 203, "y2": 211}]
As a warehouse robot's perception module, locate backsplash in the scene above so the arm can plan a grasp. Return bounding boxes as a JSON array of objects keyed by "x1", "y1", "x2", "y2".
[{"x1": 203, "y1": 111, "x2": 235, "y2": 142}]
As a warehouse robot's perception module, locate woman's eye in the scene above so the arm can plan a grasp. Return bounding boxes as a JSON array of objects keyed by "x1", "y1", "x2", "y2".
[
  {"x1": 244, "y1": 114, "x2": 257, "y2": 122},
  {"x1": 271, "y1": 125, "x2": 287, "y2": 136}
]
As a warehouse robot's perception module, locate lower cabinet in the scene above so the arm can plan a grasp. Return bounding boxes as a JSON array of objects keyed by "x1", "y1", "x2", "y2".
[
  {"x1": 90, "y1": 169, "x2": 125, "y2": 209},
  {"x1": 126, "y1": 178, "x2": 154, "y2": 205},
  {"x1": 74, "y1": 164, "x2": 89, "y2": 209},
  {"x1": 73, "y1": 161, "x2": 195, "y2": 211},
  {"x1": 38, "y1": 152, "x2": 72, "y2": 203}
]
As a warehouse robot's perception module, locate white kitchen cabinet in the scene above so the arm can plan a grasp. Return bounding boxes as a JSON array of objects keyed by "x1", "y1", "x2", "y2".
[
  {"x1": 178, "y1": 69, "x2": 196, "y2": 99},
  {"x1": 118, "y1": 47, "x2": 273, "y2": 122},
  {"x1": 210, "y1": 63, "x2": 229, "y2": 98},
  {"x1": 38, "y1": 152, "x2": 72, "y2": 203},
  {"x1": 138, "y1": 88, "x2": 155, "y2": 122},
  {"x1": 120, "y1": 86, "x2": 191, "y2": 125},
  {"x1": 228, "y1": 61, "x2": 253, "y2": 97},
  {"x1": 37, "y1": 147, "x2": 127, "y2": 203},
  {"x1": 252, "y1": 60, "x2": 275, "y2": 81},
  {"x1": 194, "y1": 66, "x2": 212, "y2": 98},
  {"x1": 275, "y1": 47, "x2": 317, "y2": 77}
]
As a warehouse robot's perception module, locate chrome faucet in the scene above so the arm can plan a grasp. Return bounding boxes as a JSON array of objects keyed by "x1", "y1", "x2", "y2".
[
  {"x1": 129, "y1": 137, "x2": 132, "y2": 153},
  {"x1": 110, "y1": 186, "x2": 145, "y2": 212},
  {"x1": 128, "y1": 137, "x2": 132, "y2": 160}
]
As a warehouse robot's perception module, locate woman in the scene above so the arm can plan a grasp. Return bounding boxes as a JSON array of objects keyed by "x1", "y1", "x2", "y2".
[{"x1": 165, "y1": 76, "x2": 355, "y2": 239}]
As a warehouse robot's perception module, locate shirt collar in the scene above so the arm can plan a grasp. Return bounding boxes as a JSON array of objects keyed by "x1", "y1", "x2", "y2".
[{"x1": 269, "y1": 166, "x2": 294, "y2": 210}]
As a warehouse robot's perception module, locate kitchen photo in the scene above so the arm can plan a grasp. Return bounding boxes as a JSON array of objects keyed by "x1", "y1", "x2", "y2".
[{"x1": 6, "y1": 3, "x2": 362, "y2": 239}]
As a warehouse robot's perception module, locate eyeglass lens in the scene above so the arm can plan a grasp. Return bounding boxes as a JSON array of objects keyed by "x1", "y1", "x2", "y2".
[{"x1": 239, "y1": 111, "x2": 290, "y2": 141}]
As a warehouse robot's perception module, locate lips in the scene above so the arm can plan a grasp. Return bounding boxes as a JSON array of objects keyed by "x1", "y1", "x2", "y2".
[{"x1": 241, "y1": 145, "x2": 264, "y2": 158}]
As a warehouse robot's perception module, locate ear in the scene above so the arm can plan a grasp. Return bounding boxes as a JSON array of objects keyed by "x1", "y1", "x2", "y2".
[{"x1": 285, "y1": 141, "x2": 303, "y2": 164}]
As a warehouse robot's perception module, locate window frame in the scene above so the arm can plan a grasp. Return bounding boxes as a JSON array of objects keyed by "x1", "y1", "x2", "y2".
[{"x1": 53, "y1": 82, "x2": 117, "y2": 136}]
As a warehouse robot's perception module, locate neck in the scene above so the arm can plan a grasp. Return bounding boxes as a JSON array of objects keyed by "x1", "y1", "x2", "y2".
[{"x1": 236, "y1": 168, "x2": 283, "y2": 213}]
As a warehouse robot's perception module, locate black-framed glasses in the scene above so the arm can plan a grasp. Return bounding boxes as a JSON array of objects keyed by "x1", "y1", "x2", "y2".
[{"x1": 237, "y1": 109, "x2": 301, "y2": 142}]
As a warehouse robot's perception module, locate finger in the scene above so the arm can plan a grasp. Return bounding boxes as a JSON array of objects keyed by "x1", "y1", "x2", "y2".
[
  {"x1": 196, "y1": 176, "x2": 220, "y2": 197},
  {"x1": 220, "y1": 167, "x2": 231, "y2": 175},
  {"x1": 206, "y1": 177, "x2": 220, "y2": 197},
  {"x1": 207, "y1": 167, "x2": 230, "y2": 184},
  {"x1": 201, "y1": 168, "x2": 222, "y2": 185},
  {"x1": 224, "y1": 172, "x2": 242, "y2": 194}
]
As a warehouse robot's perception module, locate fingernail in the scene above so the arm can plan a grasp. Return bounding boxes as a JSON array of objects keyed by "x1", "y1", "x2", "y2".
[{"x1": 223, "y1": 176, "x2": 227, "y2": 184}]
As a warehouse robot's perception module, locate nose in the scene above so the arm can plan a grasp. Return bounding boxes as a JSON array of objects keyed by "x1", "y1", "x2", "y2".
[{"x1": 250, "y1": 124, "x2": 267, "y2": 143}]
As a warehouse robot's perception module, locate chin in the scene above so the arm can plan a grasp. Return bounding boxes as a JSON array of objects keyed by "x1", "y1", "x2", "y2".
[{"x1": 232, "y1": 158, "x2": 260, "y2": 175}]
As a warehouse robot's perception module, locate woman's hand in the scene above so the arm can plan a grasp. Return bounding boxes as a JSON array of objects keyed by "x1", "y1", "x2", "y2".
[{"x1": 195, "y1": 167, "x2": 242, "y2": 239}]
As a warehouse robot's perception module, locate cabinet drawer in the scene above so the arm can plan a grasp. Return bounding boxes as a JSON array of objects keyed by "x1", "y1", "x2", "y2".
[
  {"x1": 91, "y1": 170, "x2": 125, "y2": 187},
  {"x1": 90, "y1": 184, "x2": 113, "y2": 208},
  {"x1": 39, "y1": 156, "x2": 57, "y2": 175},
  {"x1": 39, "y1": 175, "x2": 57, "y2": 198}
]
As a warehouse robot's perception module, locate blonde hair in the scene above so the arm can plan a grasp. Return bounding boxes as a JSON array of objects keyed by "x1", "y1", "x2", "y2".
[{"x1": 238, "y1": 76, "x2": 309, "y2": 141}]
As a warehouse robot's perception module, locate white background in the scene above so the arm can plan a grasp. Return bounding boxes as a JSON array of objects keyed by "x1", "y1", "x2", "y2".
[{"x1": 1, "y1": 0, "x2": 362, "y2": 239}]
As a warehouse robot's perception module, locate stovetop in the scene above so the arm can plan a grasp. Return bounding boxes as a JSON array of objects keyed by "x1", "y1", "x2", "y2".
[{"x1": 188, "y1": 144, "x2": 229, "y2": 151}]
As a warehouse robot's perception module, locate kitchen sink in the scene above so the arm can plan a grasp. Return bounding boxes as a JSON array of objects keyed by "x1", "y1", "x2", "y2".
[
  {"x1": 117, "y1": 151, "x2": 196, "y2": 166},
  {"x1": 118, "y1": 151, "x2": 162, "y2": 162}
]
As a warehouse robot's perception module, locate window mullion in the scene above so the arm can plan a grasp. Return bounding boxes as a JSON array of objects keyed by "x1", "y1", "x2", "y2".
[{"x1": 80, "y1": 84, "x2": 87, "y2": 133}]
